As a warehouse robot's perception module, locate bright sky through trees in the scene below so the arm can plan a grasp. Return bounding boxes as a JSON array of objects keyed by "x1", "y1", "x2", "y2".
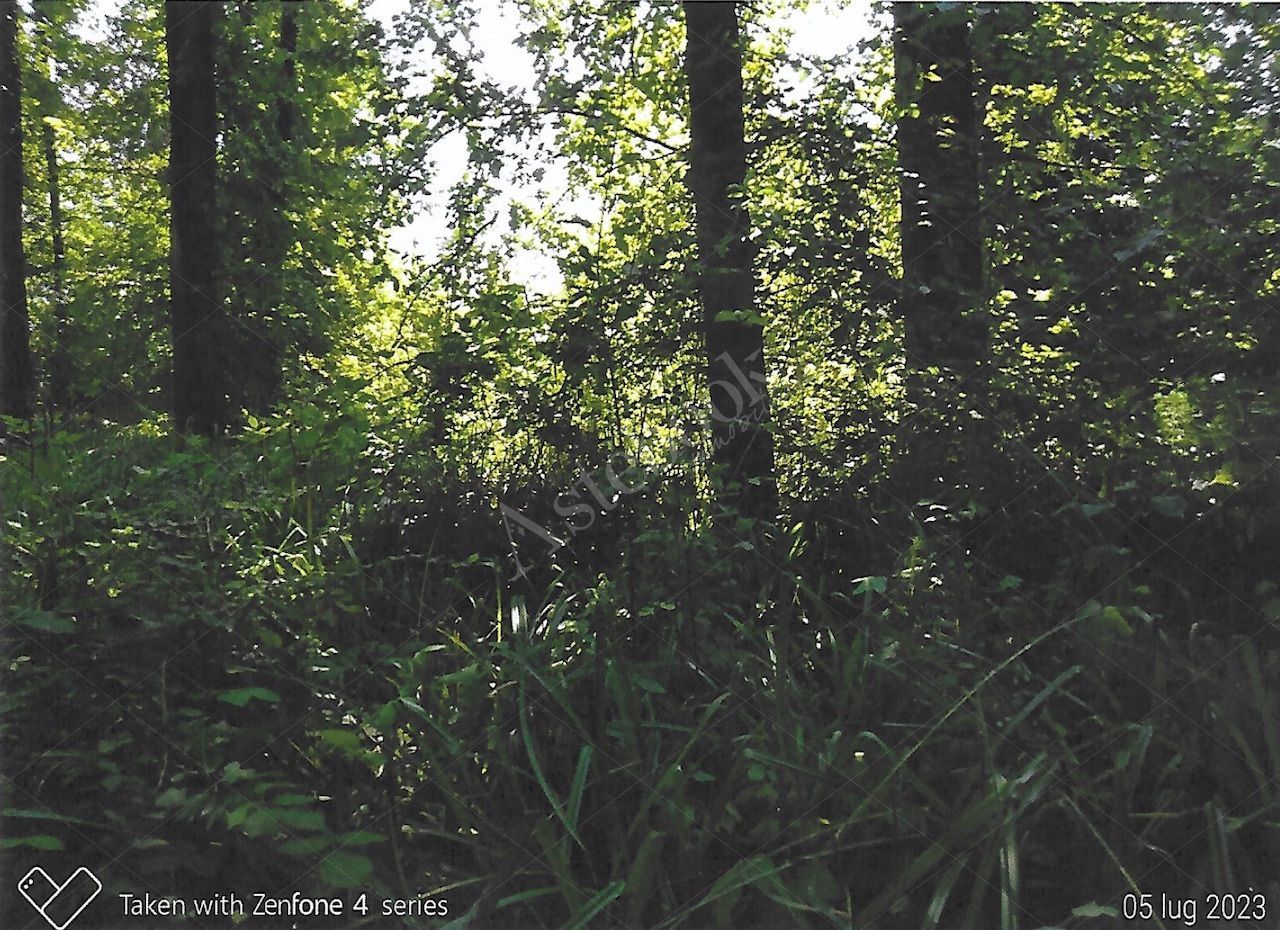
[
  {"x1": 365, "y1": 0, "x2": 875, "y2": 290},
  {"x1": 71, "y1": 0, "x2": 874, "y2": 291}
]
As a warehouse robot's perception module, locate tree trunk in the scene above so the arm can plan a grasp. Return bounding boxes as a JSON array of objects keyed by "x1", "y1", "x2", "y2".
[
  {"x1": 895, "y1": 2, "x2": 984, "y2": 376},
  {"x1": 32, "y1": 3, "x2": 68, "y2": 414},
  {"x1": 0, "y1": 0, "x2": 34, "y2": 420},
  {"x1": 232, "y1": 1, "x2": 297, "y2": 416},
  {"x1": 258, "y1": 0, "x2": 296, "y2": 410},
  {"x1": 165, "y1": 0, "x2": 225, "y2": 436},
  {"x1": 41, "y1": 118, "x2": 67, "y2": 413},
  {"x1": 683, "y1": 1, "x2": 776, "y2": 521},
  {"x1": 277, "y1": 3, "x2": 296, "y2": 144},
  {"x1": 34, "y1": 3, "x2": 69, "y2": 415},
  {"x1": 894, "y1": 2, "x2": 985, "y2": 497}
]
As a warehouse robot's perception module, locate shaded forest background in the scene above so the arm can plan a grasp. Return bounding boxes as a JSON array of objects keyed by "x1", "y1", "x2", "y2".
[{"x1": 3, "y1": 1, "x2": 1280, "y2": 928}]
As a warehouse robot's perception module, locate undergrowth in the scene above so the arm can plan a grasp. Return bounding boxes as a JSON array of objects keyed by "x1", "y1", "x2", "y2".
[{"x1": 4, "y1": 417, "x2": 1279, "y2": 929}]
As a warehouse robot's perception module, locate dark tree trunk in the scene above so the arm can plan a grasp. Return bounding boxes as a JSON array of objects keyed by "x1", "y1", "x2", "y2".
[
  {"x1": 165, "y1": 0, "x2": 225, "y2": 436},
  {"x1": 0, "y1": 0, "x2": 34, "y2": 420},
  {"x1": 894, "y1": 2, "x2": 986, "y2": 497},
  {"x1": 41, "y1": 118, "x2": 67, "y2": 413},
  {"x1": 40, "y1": 121, "x2": 70, "y2": 408},
  {"x1": 683, "y1": 1, "x2": 776, "y2": 521},
  {"x1": 231, "y1": 1, "x2": 297, "y2": 416},
  {"x1": 277, "y1": 3, "x2": 296, "y2": 144},
  {"x1": 895, "y1": 2, "x2": 984, "y2": 376},
  {"x1": 33, "y1": 3, "x2": 68, "y2": 414}
]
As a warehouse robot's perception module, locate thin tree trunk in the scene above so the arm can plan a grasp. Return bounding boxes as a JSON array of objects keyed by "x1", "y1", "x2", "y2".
[
  {"x1": 165, "y1": 0, "x2": 225, "y2": 436},
  {"x1": 894, "y1": 2, "x2": 985, "y2": 496},
  {"x1": 895, "y1": 2, "x2": 984, "y2": 376},
  {"x1": 277, "y1": 3, "x2": 296, "y2": 144},
  {"x1": 33, "y1": 2, "x2": 68, "y2": 413},
  {"x1": 0, "y1": 0, "x2": 34, "y2": 420},
  {"x1": 41, "y1": 118, "x2": 67, "y2": 413},
  {"x1": 683, "y1": 0, "x2": 776, "y2": 521},
  {"x1": 235, "y1": 1, "x2": 296, "y2": 415}
]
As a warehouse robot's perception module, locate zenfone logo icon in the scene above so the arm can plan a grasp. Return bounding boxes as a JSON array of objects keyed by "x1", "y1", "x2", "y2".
[{"x1": 16, "y1": 867, "x2": 102, "y2": 929}]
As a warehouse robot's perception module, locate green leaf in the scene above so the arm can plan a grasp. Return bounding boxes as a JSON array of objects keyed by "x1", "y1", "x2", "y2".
[
  {"x1": 632, "y1": 674, "x2": 665, "y2": 694},
  {"x1": 237, "y1": 805, "x2": 323, "y2": 837},
  {"x1": 13, "y1": 609, "x2": 77, "y2": 633},
  {"x1": 281, "y1": 837, "x2": 332, "y2": 856},
  {"x1": 701, "y1": 856, "x2": 784, "y2": 911},
  {"x1": 155, "y1": 787, "x2": 187, "y2": 808},
  {"x1": 0, "y1": 835, "x2": 64, "y2": 850},
  {"x1": 217, "y1": 687, "x2": 281, "y2": 707},
  {"x1": 566, "y1": 746, "x2": 592, "y2": 834},
  {"x1": 2, "y1": 807, "x2": 99, "y2": 828},
  {"x1": 518, "y1": 687, "x2": 583, "y2": 851},
  {"x1": 337, "y1": 830, "x2": 386, "y2": 847},
  {"x1": 274, "y1": 809, "x2": 326, "y2": 831},
  {"x1": 439, "y1": 904, "x2": 478, "y2": 929},
  {"x1": 372, "y1": 701, "x2": 397, "y2": 731},
  {"x1": 999, "y1": 665, "x2": 1082, "y2": 740},
  {"x1": 317, "y1": 851, "x2": 373, "y2": 889},
  {"x1": 495, "y1": 887, "x2": 558, "y2": 909},
  {"x1": 796, "y1": 859, "x2": 840, "y2": 905},
  {"x1": 1072, "y1": 902, "x2": 1119, "y2": 917},
  {"x1": 316, "y1": 728, "x2": 364, "y2": 755},
  {"x1": 274, "y1": 793, "x2": 314, "y2": 807},
  {"x1": 852, "y1": 576, "x2": 887, "y2": 595},
  {"x1": 562, "y1": 881, "x2": 625, "y2": 930},
  {"x1": 622, "y1": 831, "x2": 664, "y2": 924},
  {"x1": 437, "y1": 664, "x2": 484, "y2": 687},
  {"x1": 1100, "y1": 606, "x2": 1133, "y2": 636}
]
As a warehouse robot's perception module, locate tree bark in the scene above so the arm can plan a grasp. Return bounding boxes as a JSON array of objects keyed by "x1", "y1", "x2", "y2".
[
  {"x1": 165, "y1": 0, "x2": 225, "y2": 436},
  {"x1": 683, "y1": 1, "x2": 776, "y2": 521},
  {"x1": 232, "y1": 1, "x2": 297, "y2": 416},
  {"x1": 277, "y1": 3, "x2": 296, "y2": 144},
  {"x1": 34, "y1": 3, "x2": 68, "y2": 414},
  {"x1": 894, "y1": 2, "x2": 986, "y2": 495},
  {"x1": 41, "y1": 118, "x2": 67, "y2": 412},
  {"x1": 0, "y1": 0, "x2": 34, "y2": 420},
  {"x1": 895, "y1": 2, "x2": 984, "y2": 377}
]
